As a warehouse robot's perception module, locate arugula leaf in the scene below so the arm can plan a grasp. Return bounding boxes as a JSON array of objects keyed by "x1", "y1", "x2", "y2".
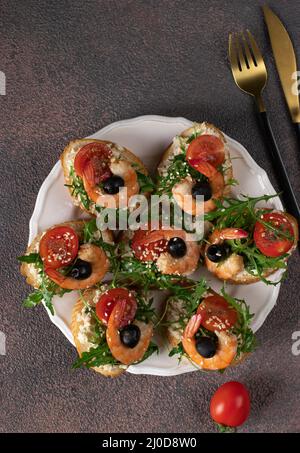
[
  {"x1": 227, "y1": 238, "x2": 287, "y2": 285},
  {"x1": 72, "y1": 338, "x2": 159, "y2": 369},
  {"x1": 186, "y1": 129, "x2": 202, "y2": 143},
  {"x1": 136, "y1": 171, "x2": 156, "y2": 193},
  {"x1": 115, "y1": 252, "x2": 199, "y2": 295},
  {"x1": 83, "y1": 218, "x2": 120, "y2": 274},
  {"x1": 23, "y1": 291, "x2": 44, "y2": 308},
  {"x1": 18, "y1": 253, "x2": 41, "y2": 264},
  {"x1": 220, "y1": 287, "x2": 256, "y2": 357},
  {"x1": 72, "y1": 342, "x2": 119, "y2": 369},
  {"x1": 66, "y1": 166, "x2": 91, "y2": 211},
  {"x1": 169, "y1": 343, "x2": 184, "y2": 358},
  {"x1": 135, "y1": 295, "x2": 157, "y2": 324},
  {"x1": 226, "y1": 178, "x2": 239, "y2": 187},
  {"x1": 138, "y1": 341, "x2": 159, "y2": 362},
  {"x1": 204, "y1": 193, "x2": 278, "y2": 227},
  {"x1": 83, "y1": 218, "x2": 98, "y2": 243}
]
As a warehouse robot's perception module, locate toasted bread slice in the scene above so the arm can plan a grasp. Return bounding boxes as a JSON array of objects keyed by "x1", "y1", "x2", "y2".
[
  {"x1": 20, "y1": 220, "x2": 114, "y2": 289},
  {"x1": 204, "y1": 212, "x2": 298, "y2": 284},
  {"x1": 61, "y1": 139, "x2": 149, "y2": 215},
  {"x1": 157, "y1": 122, "x2": 233, "y2": 198},
  {"x1": 71, "y1": 289, "x2": 126, "y2": 377}
]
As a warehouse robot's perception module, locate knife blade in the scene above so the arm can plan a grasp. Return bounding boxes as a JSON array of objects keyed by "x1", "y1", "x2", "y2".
[{"x1": 263, "y1": 5, "x2": 300, "y2": 124}]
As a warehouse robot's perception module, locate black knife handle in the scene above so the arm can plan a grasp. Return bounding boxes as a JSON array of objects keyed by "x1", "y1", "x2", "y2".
[
  {"x1": 257, "y1": 111, "x2": 300, "y2": 221},
  {"x1": 295, "y1": 122, "x2": 300, "y2": 147}
]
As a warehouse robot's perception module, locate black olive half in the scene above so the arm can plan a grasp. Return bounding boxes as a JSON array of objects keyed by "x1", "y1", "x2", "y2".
[
  {"x1": 69, "y1": 259, "x2": 92, "y2": 280},
  {"x1": 206, "y1": 243, "x2": 231, "y2": 263},
  {"x1": 120, "y1": 324, "x2": 141, "y2": 348},
  {"x1": 167, "y1": 237, "x2": 187, "y2": 258},
  {"x1": 192, "y1": 181, "x2": 212, "y2": 201},
  {"x1": 103, "y1": 175, "x2": 124, "y2": 195},
  {"x1": 196, "y1": 336, "x2": 217, "y2": 358}
]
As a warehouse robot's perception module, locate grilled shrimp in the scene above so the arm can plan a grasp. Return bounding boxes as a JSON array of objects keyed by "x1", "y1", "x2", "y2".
[
  {"x1": 84, "y1": 159, "x2": 139, "y2": 208},
  {"x1": 182, "y1": 314, "x2": 237, "y2": 370},
  {"x1": 205, "y1": 228, "x2": 248, "y2": 281},
  {"x1": 106, "y1": 299, "x2": 153, "y2": 365},
  {"x1": 45, "y1": 243, "x2": 109, "y2": 289},
  {"x1": 141, "y1": 228, "x2": 200, "y2": 275},
  {"x1": 172, "y1": 162, "x2": 224, "y2": 215}
]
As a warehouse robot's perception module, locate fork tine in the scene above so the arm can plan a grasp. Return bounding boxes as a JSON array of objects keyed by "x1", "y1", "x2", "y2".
[
  {"x1": 240, "y1": 31, "x2": 254, "y2": 68},
  {"x1": 246, "y1": 30, "x2": 264, "y2": 66},
  {"x1": 234, "y1": 33, "x2": 248, "y2": 71},
  {"x1": 228, "y1": 33, "x2": 239, "y2": 71}
]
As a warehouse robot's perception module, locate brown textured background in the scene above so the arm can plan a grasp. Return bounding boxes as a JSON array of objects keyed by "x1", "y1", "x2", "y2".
[{"x1": 0, "y1": 0, "x2": 300, "y2": 433}]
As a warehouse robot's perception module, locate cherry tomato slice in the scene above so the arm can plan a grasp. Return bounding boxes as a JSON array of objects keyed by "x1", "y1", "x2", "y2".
[
  {"x1": 253, "y1": 212, "x2": 294, "y2": 257},
  {"x1": 96, "y1": 288, "x2": 137, "y2": 327},
  {"x1": 39, "y1": 226, "x2": 79, "y2": 269},
  {"x1": 197, "y1": 295, "x2": 238, "y2": 332},
  {"x1": 74, "y1": 142, "x2": 112, "y2": 185},
  {"x1": 186, "y1": 135, "x2": 225, "y2": 172},
  {"x1": 210, "y1": 381, "x2": 250, "y2": 427},
  {"x1": 131, "y1": 229, "x2": 168, "y2": 262}
]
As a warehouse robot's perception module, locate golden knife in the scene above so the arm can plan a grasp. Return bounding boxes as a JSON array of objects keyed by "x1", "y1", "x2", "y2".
[{"x1": 263, "y1": 5, "x2": 300, "y2": 137}]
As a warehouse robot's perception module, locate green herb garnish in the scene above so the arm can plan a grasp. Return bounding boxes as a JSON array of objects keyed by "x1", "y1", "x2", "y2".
[
  {"x1": 18, "y1": 252, "x2": 70, "y2": 315},
  {"x1": 65, "y1": 166, "x2": 91, "y2": 211},
  {"x1": 136, "y1": 171, "x2": 156, "y2": 193},
  {"x1": 204, "y1": 194, "x2": 290, "y2": 284}
]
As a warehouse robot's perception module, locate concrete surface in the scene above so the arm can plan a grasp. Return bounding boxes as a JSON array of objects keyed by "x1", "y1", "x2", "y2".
[{"x1": 0, "y1": 0, "x2": 299, "y2": 433}]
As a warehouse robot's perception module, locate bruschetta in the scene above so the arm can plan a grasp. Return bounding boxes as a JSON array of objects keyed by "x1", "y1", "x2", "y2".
[
  {"x1": 119, "y1": 225, "x2": 201, "y2": 278},
  {"x1": 157, "y1": 122, "x2": 233, "y2": 216},
  {"x1": 165, "y1": 281, "x2": 255, "y2": 371},
  {"x1": 71, "y1": 284, "x2": 158, "y2": 377},
  {"x1": 204, "y1": 201, "x2": 298, "y2": 284},
  {"x1": 18, "y1": 220, "x2": 114, "y2": 313},
  {"x1": 61, "y1": 139, "x2": 153, "y2": 215}
]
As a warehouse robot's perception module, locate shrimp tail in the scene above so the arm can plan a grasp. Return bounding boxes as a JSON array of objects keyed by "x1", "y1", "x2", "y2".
[
  {"x1": 220, "y1": 228, "x2": 248, "y2": 240},
  {"x1": 183, "y1": 314, "x2": 202, "y2": 339},
  {"x1": 113, "y1": 298, "x2": 127, "y2": 328},
  {"x1": 195, "y1": 162, "x2": 218, "y2": 178}
]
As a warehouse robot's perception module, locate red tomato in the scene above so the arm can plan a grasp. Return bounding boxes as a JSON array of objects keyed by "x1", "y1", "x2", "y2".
[
  {"x1": 210, "y1": 381, "x2": 250, "y2": 427},
  {"x1": 186, "y1": 135, "x2": 225, "y2": 172},
  {"x1": 131, "y1": 229, "x2": 168, "y2": 262},
  {"x1": 253, "y1": 212, "x2": 294, "y2": 257},
  {"x1": 96, "y1": 288, "x2": 137, "y2": 327},
  {"x1": 74, "y1": 142, "x2": 112, "y2": 185},
  {"x1": 39, "y1": 226, "x2": 79, "y2": 269},
  {"x1": 197, "y1": 295, "x2": 238, "y2": 332}
]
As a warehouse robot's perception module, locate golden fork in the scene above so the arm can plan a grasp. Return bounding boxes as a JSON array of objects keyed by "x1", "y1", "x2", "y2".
[{"x1": 229, "y1": 30, "x2": 300, "y2": 221}]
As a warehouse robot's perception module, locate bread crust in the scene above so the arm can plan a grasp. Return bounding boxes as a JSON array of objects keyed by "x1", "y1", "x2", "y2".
[
  {"x1": 20, "y1": 220, "x2": 114, "y2": 289},
  {"x1": 71, "y1": 292, "x2": 125, "y2": 377},
  {"x1": 157, "y1": 122, "x2": 233, "y2": 198},
  {"x1": 204, "y1": 211, "x2": 299, "y2": 284},
  {"x1": 61, "y1": 139, "x2": 149, "y2": 215}
]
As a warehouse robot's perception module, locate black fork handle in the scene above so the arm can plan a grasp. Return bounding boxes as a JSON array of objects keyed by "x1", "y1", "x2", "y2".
[
  {"x1": 295, "y1": 122, "x2": 300, "y2": 148},
  {"x1": 257, "y1": 111, "x2": 300, "y2": 222}
]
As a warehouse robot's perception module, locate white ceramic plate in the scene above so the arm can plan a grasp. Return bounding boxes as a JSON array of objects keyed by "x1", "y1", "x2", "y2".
[{"x1": 29, "y1": 115, "x2": 283, "y2": 376}]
